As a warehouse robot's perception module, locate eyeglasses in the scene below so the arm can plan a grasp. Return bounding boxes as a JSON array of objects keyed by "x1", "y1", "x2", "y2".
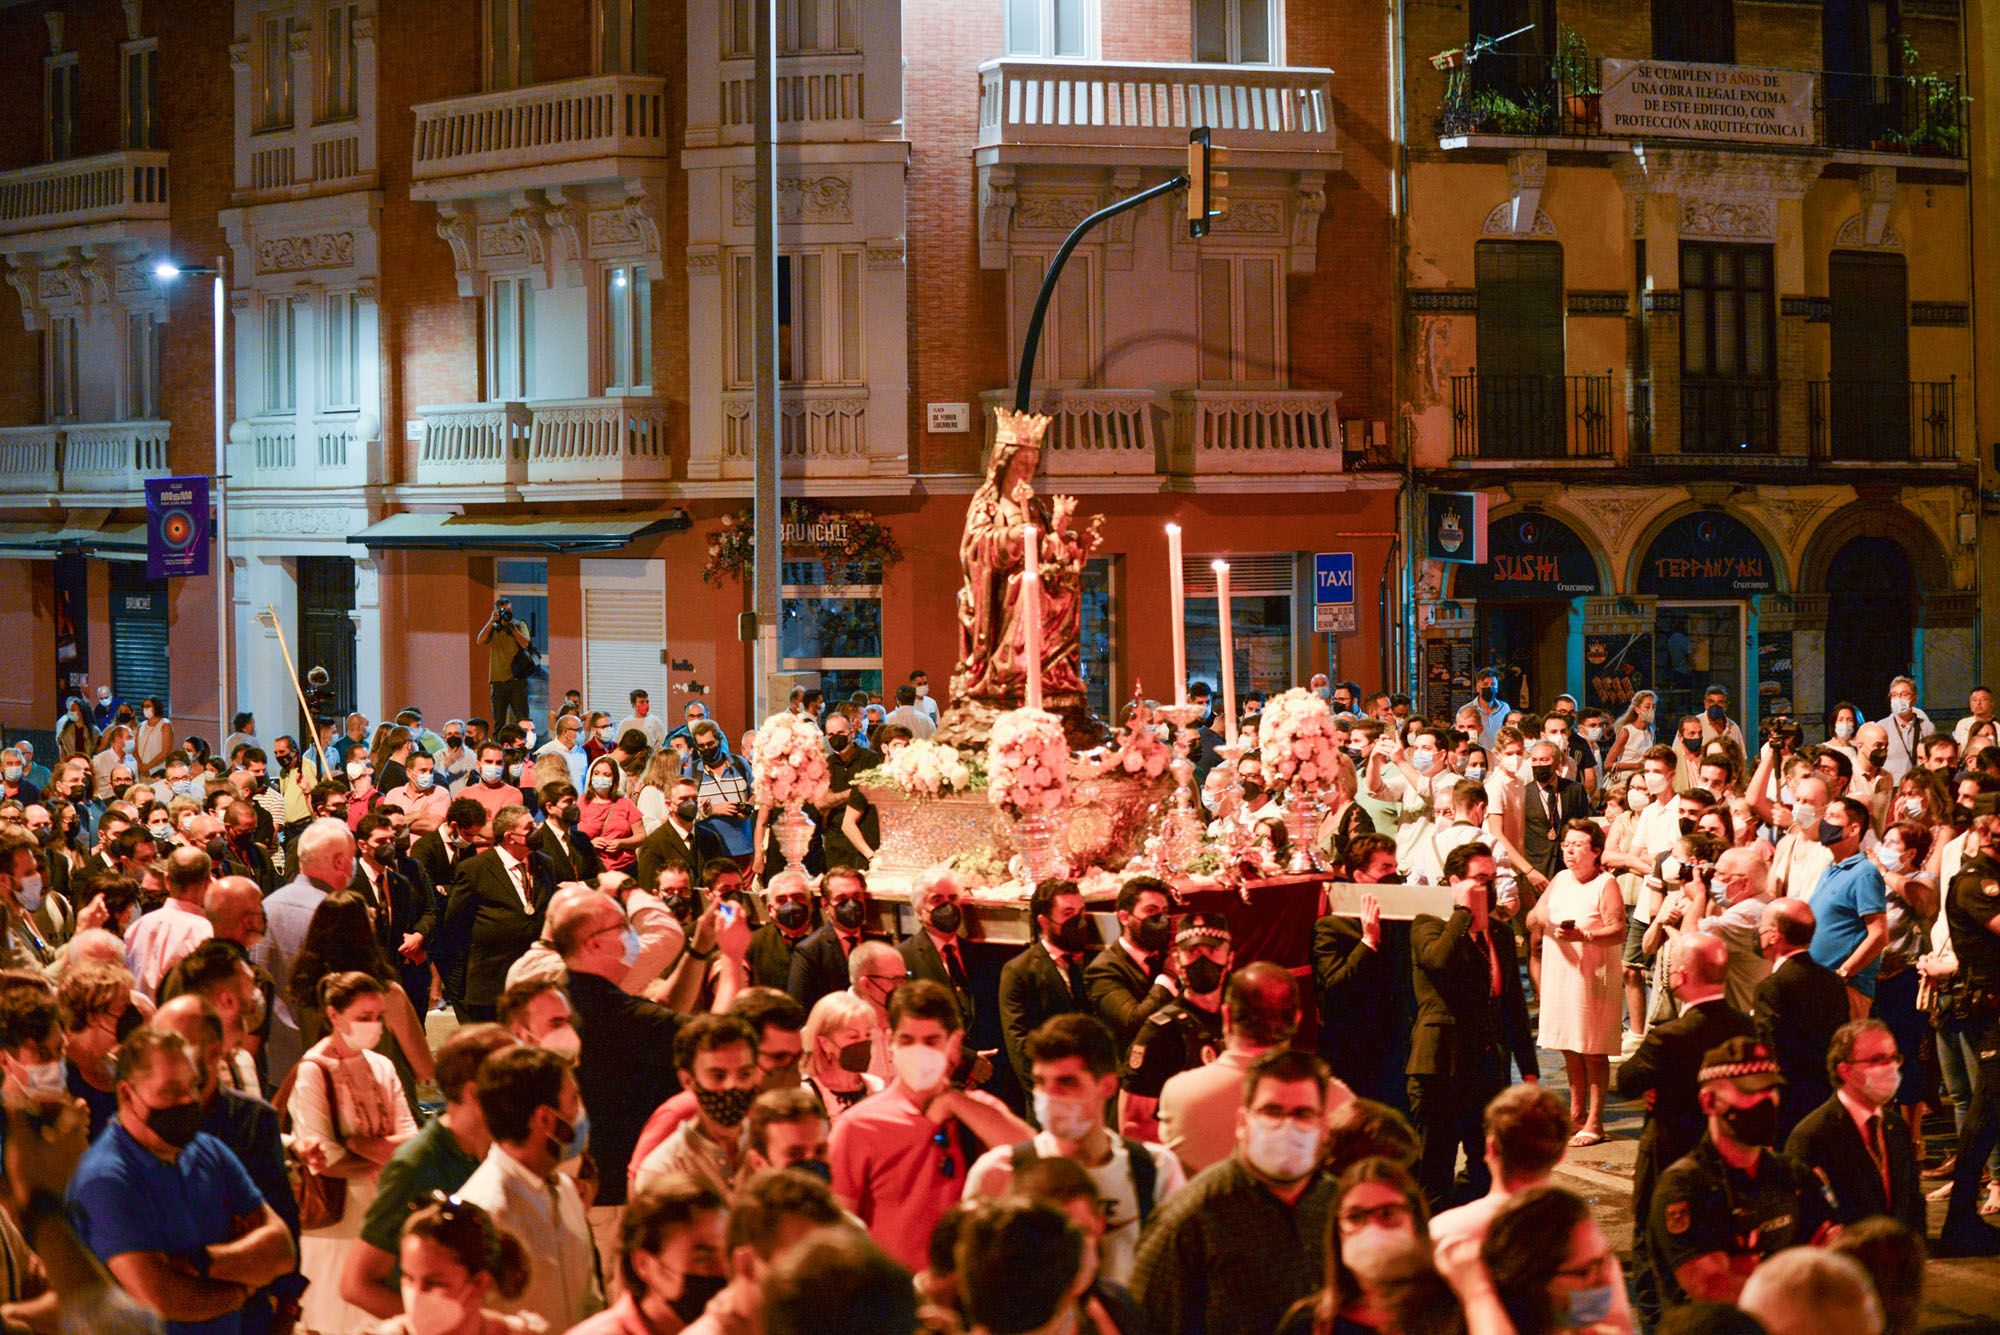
[
  {"x1": 1248, "y1": 1107, "x2": 1323, "y2": 1131},
  {"x1": 1553, "y1": 1251, "x2": 1613, "y2": 1285},
  {"x1": 1339, "y1": 1201, "x2": 1414, "y2": 1230}
]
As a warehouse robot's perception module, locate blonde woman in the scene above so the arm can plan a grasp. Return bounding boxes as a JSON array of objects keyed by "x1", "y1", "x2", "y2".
[
  {"x1": 1603, "y1": 690, "x2": 1657, "y2": 777},
  {"x1": 632, "y1": 748, "x2": 682, "y2": 834},
  {"x1": 801, "y1": 988, "x2": 885, "y2": 1120}
]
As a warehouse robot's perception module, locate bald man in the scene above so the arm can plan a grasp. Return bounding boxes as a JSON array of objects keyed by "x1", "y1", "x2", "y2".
[
  {"x1": 204, "y1": 875, "x2": 268, "y2": 952},
  {"x1": 1690, "y1": 847, "x2": 1771, "y2": 1013},
  {"x1": 123, "y1": 844, "x2": 214, "y2": 992},
  {"x1": 1616, "y1": 932, "x2": 1755, "y2": 1259},
  {"x1": 1755, "y1": 898, "x2": 1849, "y2": 1140},
  {"x1": 1157, "y1": 962, "x2": 1327, "y2": 1174}
]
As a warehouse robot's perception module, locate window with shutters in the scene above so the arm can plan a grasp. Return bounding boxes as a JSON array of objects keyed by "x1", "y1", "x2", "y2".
[
  {"x1": 1680, "y1": 241, "x2": 1775, "y2": 453},
  {"x1": 110, "y1": 566, "x2": 170, "y2": 714},
  {"x1": 486, "y1": 0, "x2": 533, "y2": 91},
  {"x1": 122, "y1": 41, "x2": 159, "y2": 149},
  {"x1": 603, "y1": 265, "x2": 653, "y2": 393},
  {"x1": 256, "y1": 14, "x2": 294, "y2": 132},
  {"x1": 1006, "y1": 0, "x2": 1095, "y2": 58},
  {"x1": 1653, "y1": 0, "x2": 1734, "y2": 63},
  {"x1": 322, "y1": 1, "x2": 360, "y2": 120},
  {"x1": 45, "y1": 317, "x2": 79, "y2": 424},
  {"x1": 1193, "y1": 0, "x2": 1278, "y2": 64},
  {"x1": 781, "y1": 559, "x2": 883, "y2": 702},
  {"x1": 323, "y1": 291, "x2": 362, "y2": 412},
  {"x1": 263, "y1": 295, "x2": 300, "y2": 415},
  {"x1": 1009, "y1": 250, "x2": 1098, "y2": 389},
  {"x1": 1473, "y1": 240, "x2": 1565, "y2": 458},
  {"x1": 580, "y1": 560, "x2": 667, "y2": 719},
  {"x1": 596, "y1": 0, "x2": 646, "y2": 72},
  {"x1": 1826, "y1": 251, "x2": 1909, "y2": 461},
  {"x1": 728, "y1": 251, "x2": 863, "y2": 389},
  {"x1": 1184, "y1": 554, "x2": 1297, "y2": 697},
  {"x1": 722, "y1": 0, "x2": 859, "y2": 56},
  {"x1": 1080, "y1": 557, "x2": 1117, "y2": 722},
  {"x1": 486, "y1": 276, "x2": 534, "y2": 401},
  {"x1": 126, "y1": 315, "x2": 162, "y2": 420},
  {"x1": 1198, "y1": 254, "x2": 1282, "y2": 386},
  {"x1": 45, "y1": 53, "x2": 78, "y2": 162}
]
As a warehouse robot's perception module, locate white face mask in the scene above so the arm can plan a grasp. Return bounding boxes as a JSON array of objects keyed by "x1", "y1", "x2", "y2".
[
  {"x1": 1791, "y1": 802, "x2": 1820, "y2": 830},
  {"x1": 1889, "y1": 697, "x2": 1913, "y2": 718},
  {"x1": 343, "y1": 1019, "x2": 385, "y2": 1051},
  {"x1": 17, "y1": 1059, "x2": 65, "y2": 1102},
  {"x1": 1896, "y1": 797, "x2": 1925, "y2": 820},
  {"x1": 1342, "y1": 1225, "x2": 1416, "y2": 1285},
  {"x1": 1877, "y1": 845, "x2": 1905, "y2": 873},
  {"x1": 915, "y1": 685, "x2": 929, "y2": 699},
  {"x1": 1644, "y1": 771, "x2": 1669, "y2": 796},
  {"x1": 1856, "y1": 1064, "x2": 1901, "y2": 1105},
  {"x1": 539, "y1": 1026, "x2": 582, "y2": 1058},
  {"x1": 401, "y1": 1284, "x2": 470, "y2": 1335},
  {"x1": 1243, "y1": 1118, "x2": 1321, "y2": 1182},
  {"x1": 1032, "y1": 1090, "x2": 1101, "y2": 1143},
  {"x1": 1628, "y1": 787, "x2": 1651, "y2": 812},
  {"x1": 1834, "y1": 720, "x2": 1857, "y2": 740},
  {"x1": 891, "y1": 1043, "x2": 950, "y2": 1092}
]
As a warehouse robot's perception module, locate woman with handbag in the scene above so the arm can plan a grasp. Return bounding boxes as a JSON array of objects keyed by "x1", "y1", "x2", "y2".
[{"x1": 288, "y1": 970, "x2": 419, "y2": 1334}]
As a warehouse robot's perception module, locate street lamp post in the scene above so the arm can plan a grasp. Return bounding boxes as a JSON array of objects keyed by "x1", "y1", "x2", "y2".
[{"x1": 153, "y1": 258, "x2": 230, "y2": 737}]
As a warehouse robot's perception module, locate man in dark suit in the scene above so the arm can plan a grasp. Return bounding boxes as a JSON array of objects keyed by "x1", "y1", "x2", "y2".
[
  {"x1": 900, "y1": 867, "x2": 977, "y2": 1031},
  {"x1": 439, "y1": 804, "x2": 554, "y2": 1022},
  {"x1": 353, "y1": 811, "x2": 432, "y2": 1013},
  {"x1": 1615, "y1": 931, "x2": 1754, "y2": 1274},
  {"x1": 1083, "y1": 876, "x2": 1175, "y2": 1054},
  {"x1": 999, "y1": 878, "x2": 1094, "y2": 1118},
  {"x1": 635, "y1": 775, "x2": 725, "y2": 889},
  {"x1": 1520, "y1": 738, "x2": 1593, "y2": 879},
  {"x1": 1406, "y1": 842, "x2": 1538, "y2": 1210},
  {"x1": 1785, "y1": 1018, "x2": 1924, "y2": 1232},
  {"x1": 412, "y1": 796, "x2": 488, "y2": 1014},
  {"x1": 786, "y1": 866, "x2": 882, "y2": 1010},
  {"x1": 1754, "y1": 897, "x2": 1850, "y2": 1140},
  {"x1": 529, "y1": 780, "x2": 601, "y2": 885},
  {"x1": 747, "y1": 868, "x2": 816, "y2": 991},
  {"x1": 1313, "y1": 833, "x2": 1401, "y2": 1103}
]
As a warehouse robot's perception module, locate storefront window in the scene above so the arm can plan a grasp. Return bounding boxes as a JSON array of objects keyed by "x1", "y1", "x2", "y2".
[
  {"x1": 1637, "y1": 510, "x2": 1774, "y2": 733},
  {"x1": 497, "y1": 559, "x2": 550, "y2": 726},
  {"x1": 1652, "y1": 606, "x2": 1743, "y2": 728},
  {"x1": 781, "y1": 559, "x2": 882, "y2": 701},
  {"x1": 1185, "y1": 555, "x2": 1296, "y2": 698}
]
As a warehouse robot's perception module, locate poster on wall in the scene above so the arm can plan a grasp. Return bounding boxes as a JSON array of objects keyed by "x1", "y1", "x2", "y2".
[
  {"x1": 1423, "y1": 639, "x2": 1476, "y2": 723},
  {"x1": 1584, "y1": 633, "x2": 1651, "y2": 716},
  {"x1": 1757, "y1": 631, "x2": 1795, "y2": 720}
]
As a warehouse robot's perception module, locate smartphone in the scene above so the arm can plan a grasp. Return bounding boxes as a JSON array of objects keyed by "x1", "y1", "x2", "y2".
[
  {"x1": 1559, "y1": 919, "x2": 1577, "y2": 933},
  {"x1": 717, "y1": 901, "x2": 739, "y2": 928}
]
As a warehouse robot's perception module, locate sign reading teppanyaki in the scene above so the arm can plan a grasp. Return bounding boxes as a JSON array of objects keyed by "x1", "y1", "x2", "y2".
[
  {"x1": 1601, "y1": 59, "x2": 1816, "y2": 146},
  {"x1": 1637, "y1": 510, "x2": 1775, "y2": 598}
]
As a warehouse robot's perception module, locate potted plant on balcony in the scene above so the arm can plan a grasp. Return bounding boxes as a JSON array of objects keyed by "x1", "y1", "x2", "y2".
[
  {"x1": 1553, "y1": 25, "x2": 1600, "y2": 131},
  {"x1": 1894, "y1": 37, "x2": 1965, "y2": 157}
]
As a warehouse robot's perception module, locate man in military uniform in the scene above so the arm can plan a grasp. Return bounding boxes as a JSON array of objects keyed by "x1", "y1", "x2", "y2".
[
  {"x1": 1940, "y1": 813, "x2": 2000, "y2": 1254},
  {"x1": 1646, "y1": 1036, "x2": 1836, "y2": 1306},
  {"x1": 1119, "y1": 913, "x2": 1232, "y2": 1140}
]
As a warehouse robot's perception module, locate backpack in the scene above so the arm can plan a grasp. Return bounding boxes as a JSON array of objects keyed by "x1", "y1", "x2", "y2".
[
  {"x1": 510, "y1": 642, "x2": 543, "y2": 681},
  {"x1": 1010, "y1": 1136, "x2": 1158, "y2": 1224}
]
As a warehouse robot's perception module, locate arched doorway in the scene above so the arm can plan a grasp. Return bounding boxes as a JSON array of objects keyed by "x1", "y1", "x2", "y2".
[{"x1": 1824, "y1": 537, "x2": 1915, "y2": 715}]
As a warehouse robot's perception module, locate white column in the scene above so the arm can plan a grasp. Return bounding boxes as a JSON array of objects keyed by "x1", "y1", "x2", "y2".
[
  {"x1": 350, "y1": 556, "x2": 383, "y2": 726},
  {"x1": 234, "y1": 552, "x2": 299, "y2": 745}
]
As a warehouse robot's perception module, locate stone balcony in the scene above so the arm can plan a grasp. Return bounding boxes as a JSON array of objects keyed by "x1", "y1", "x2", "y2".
[
  {"x1": 230, "y1": 414, "x2": 379, "y2": 490},
  {"x1": 0, "y1": 420, "x2": 170, "y2": 498},
  {"x1": 981, "y1": 387, "x2": 1344, "y2": 488},
  {"x1": 718, "y1": 386, "x2": 874, "y2": 480},
  {"x1": 0, "y1": 150, "x2": 171, "y2": 254},
  {"x1": 715, "y1": 50, "x2": 867, "y2": 145},
  {"x1": 410, "y1": 74, "x2": 672, "y2": 201},
  {"x1": 412, "y1": 397, "x2": 672, "y2": 489}
]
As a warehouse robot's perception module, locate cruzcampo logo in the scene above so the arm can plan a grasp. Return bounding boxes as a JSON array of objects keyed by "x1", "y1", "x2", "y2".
[{"x1": 1438, "y1": 510, "x2": 1464, "y2": 555}]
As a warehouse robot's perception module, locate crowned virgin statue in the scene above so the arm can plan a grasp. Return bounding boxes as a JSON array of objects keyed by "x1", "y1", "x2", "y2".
[{"x1": 934, "y1": 408, "x2": 1108, "y2": 748}]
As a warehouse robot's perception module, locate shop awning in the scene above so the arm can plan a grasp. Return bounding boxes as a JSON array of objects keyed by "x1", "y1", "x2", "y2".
[
  {"x1": 347, "y1": 511, "x2": 689, "y2": 553},
  {"x1": 0, "y1": 522, "x2": 147, "y2": 561}
]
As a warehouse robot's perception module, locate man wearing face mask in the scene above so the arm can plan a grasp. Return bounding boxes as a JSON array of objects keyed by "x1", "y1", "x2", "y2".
[
  {"x1": 1646, "y1": 1036, "x2": 1836, "y2": 1305},
  {"x1": 1206, "y1": 755, "x2": 1282, "y2": 841},
  {"x1": 437, "y1": 805, "x2": 557, "y2": 1024},
  {"x1": 1765, "y1": 771, "x2": 1837, "y2": 904},
  {"x1": 455, "y1": 1044, "x2": 604, "y2": 1328},
  {"x1": 965, "y1": 1014, "x2": 1186, "y2": 1286},
  {"x1": 684, "y1": 721, "x2": 755, "y2": 861},
  {"x1": 1873, "y1": 676, "x2": 1933, "y2": 784},
  {"x1": 1783, "y1": 1018, "x2": 1923, "y2": 1232},
  {"x1": 745, "y1": 869, "x2": 815, "y2": 991},
  {"x1": 123, "y1": 844, "x2": 214, "y2": 995},
  {"x1": 1120, "y1": 914, "x2": 1233, "y2": 1142},
  {"x1": 380, "y1": 753, "x2": 450, "y2": 837},
  {"x1": 1808, "y1": 797, "x2": 1890, "y2": 1019},
  {"x1": 1131, "y1": 1049, "x2": 1337, "y2": 1333},
  {"x1": 635, "y1": 777, "x2": 725, "y2": 892},
  {"x1": 632, "y1": 1013, "x2": 764, "y2": 1198},
  {"x1": 254, "y1": 818, "x2": 358, "y2": 1085},
  {"x1": 786, "y1": 868, "x2": 883, "y2": 1011},
  {"x1": 530, "y1": 780, "x2": 602, "y2": 885},
  {"x1": 1000, "y1": 880, "x2": 1096, "y2": 1120},
  {"x1": 1520, "y1": 739, "x2": 1591, "y2": 886},
  {"x1": 164, "y1": 932, "x2": 273, "y2": 1099},
  {"x1": 66, "y1": 1029, "x2": 297, "y2": 1330},
  {"x1": 0, "y1": 825, "x2": 56, "y2": 972},
  {"x1": 1082, "y1": 877, "x2": 1176, "y2": 1054},
  {"x1": 900, "y1": 867, "x2": 977, "y2": 1031}
]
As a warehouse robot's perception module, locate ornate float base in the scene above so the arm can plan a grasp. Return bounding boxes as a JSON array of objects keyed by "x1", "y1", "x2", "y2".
[
  {"x1": 932, "y1": 692, "x2": 1113, "y2": 752},
  {"x1": 862, "y1": 768, "x2": 1171, "y2": 881}
]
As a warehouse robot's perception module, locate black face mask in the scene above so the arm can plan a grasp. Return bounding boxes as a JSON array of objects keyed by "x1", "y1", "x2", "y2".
[
  {"x1": 445, "y1": 736, "x2": 463, "y2": 748},
  {"x1": 664, "y1": 893, "x2": 697, "y2": 923},
  {"x1": 831, "y1": 898, "x2": 867, "y2": 931},
  {"x1": 693, "y1": 1084, "x2": 757, "y2": 1128},
  {"x1": 1131, "y1": 914, "x2": 1174, "y2": 953},
  {"x1": 669, "y1": 1274, "x2": 730, "y2": 1324},
  {"x1": 1718, "y1": 1097, "x2": 1780, "y2": 1147},
  {"x1": 1678, "y1": 816, "x2": 1697, "y2": 837},
  {"x1": 1955, "y1": 803, "x2": 1978, "y2": 827},
  {"x1": 827, "y1": 735, "x2": 852, "y2": 753},
  {"x1": 773, "y1": 901, "x2": 810, "y2": 932},
  {"x1": 206, "y1": 838, "x2": 231, "y2": 865},
  {"x1": 1050, "y1": 915, "x2": 1094, "y2": 953},
  {"x1": 1478, "y1": 685, "x2": 1496, "y2": 702},
  {"x1": 674, "y1": 799, "x2": 699, "y2": 825},
  {"x1": 1239, "y1": 781, "x2": 1264, "y2": 801},
  {"x1": 927, "y1": 901, "x2": 962, "y2": 935},
  {"x1": 697, "y1": 745, "x2": 721, "y2": 764},
  {"x1": 140, "y1": 1097, "x2": 205, "y2": 1149},
  {"x1": 1867, "y1": 748, "x2": 1888, "y2": 768},
  {"x1": 1531, "y1": 764, "x2": 1556, "y2": 787},
  {"x1": 793, "y1": 1157, "x2": 833, "y2": 1183},
  {"x1": 1183, "y1": 956, "x2": 1226, "y2": 994},
  {"x1": 1682, "y1": 736, "x2": 1701, "y2": 752},
  {"x1": 836, "y1": 1039, "x2": 873, "y2": 1073}
]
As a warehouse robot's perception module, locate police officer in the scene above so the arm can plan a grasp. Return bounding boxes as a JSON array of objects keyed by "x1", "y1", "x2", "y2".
[
  {"x1": 1120, "y1": 913, "x2": 1231, "y2": 1140},
  {"x1": 1646, "y1": 1036, "x2": 1835, "y2": 1307},
  {"x1": 1939, "y1": 812, "x2": 2000, "y2": 1255}
]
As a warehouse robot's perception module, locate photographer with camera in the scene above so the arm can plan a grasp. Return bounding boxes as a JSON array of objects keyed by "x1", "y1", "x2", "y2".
[{"x1": 476, "y1": 596, "x2": 534, "y2": 729}]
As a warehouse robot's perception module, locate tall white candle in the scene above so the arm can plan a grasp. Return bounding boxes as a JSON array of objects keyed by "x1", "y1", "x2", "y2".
[
  {"x1": 1214, "y1": 559, "x2": 1236, "y2": 747},
  {"x1": 1022, "y1": 524, "x2": 1044, "y2": 712},
  {"x1": 1165, "y1": 523, "x2": 1186, "y2": 708}
]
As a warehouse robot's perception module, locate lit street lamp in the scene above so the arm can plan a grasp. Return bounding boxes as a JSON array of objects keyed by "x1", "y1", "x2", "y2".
[{"x1": 152, "y1": 258, "x2": 231, "y2": 736}]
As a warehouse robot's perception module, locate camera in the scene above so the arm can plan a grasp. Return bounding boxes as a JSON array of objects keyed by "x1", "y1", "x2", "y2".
[
  {"x1": 1763, "y1": 713, "x2": 1801, "y2": 752},
  {"x1": 494, "y1": 597, "x2": 514, "y2": 625}
]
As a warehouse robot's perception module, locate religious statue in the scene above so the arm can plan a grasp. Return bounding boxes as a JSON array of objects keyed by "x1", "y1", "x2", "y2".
[{"x1": 935, "y1": 408, "x2": 1109, "y2": 749}]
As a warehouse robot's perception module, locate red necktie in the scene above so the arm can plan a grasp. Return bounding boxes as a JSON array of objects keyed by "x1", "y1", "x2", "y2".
[
  {"x1": 1473, "y1": 930, "x2": 1502, "y2": 997},
  {"x1": 1867, "y1": 1115, "x2": 1892, "y2": 1204}
]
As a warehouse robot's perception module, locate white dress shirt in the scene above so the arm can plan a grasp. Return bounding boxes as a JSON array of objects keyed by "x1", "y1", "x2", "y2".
[
  {"x1": 123, "y1": 897, "x2": 213, "y2": 994},
  {"x1": 456, "y1": 1145, "x2": 603, "y2": 1330}
]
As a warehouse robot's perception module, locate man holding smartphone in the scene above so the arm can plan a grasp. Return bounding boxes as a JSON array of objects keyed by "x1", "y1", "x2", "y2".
[{"x1": 476, "y1": 597, "x2": 533, "y2": 728}]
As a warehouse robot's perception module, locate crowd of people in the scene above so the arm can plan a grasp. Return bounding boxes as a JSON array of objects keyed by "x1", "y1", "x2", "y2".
[{"x1": 0, "y1": 663, "x2": 1992, "y2": 1334}]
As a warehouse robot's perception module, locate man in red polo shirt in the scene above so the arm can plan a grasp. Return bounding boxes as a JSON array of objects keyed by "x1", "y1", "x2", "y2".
[{"x1": 829, "y1": 979, "x2": 1030, "y2": 1271}]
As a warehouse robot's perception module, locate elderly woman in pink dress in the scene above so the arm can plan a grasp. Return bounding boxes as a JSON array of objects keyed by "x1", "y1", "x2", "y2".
[{"x1": 1533, "y1": 819, "x2": 1626, "y2": 1146}]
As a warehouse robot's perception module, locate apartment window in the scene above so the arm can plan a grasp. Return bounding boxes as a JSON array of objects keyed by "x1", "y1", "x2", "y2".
[
  {"x1": 487, "y1": 276, "x2": 534, "y2": 401},
  {"x1": 1653, "y1": 0, "x2": 1734, "y2": 64},
  {"x1": 597, "y1": 0, "x2": 645, "y2": 73},
  {"x1": 322, "y1": 1, "x2": 359, "y2": 120},
  {"x1": 1827, "y1": 251, "x2": 1910, "y2": 461},
  {"x1": 122, "y1": 42, "x2": 159, "y2": 149},
  {"x1": 126, "y1": 316, "x2": 162, "y2": 420},
  {"x1": 1197, "y1": 254, "x2": 1281, "y2": 385},
  {"x1": 44, "y1": 54, "x2": 79, "y2": 162},
  {"x1": 263, "y1": 295, "x2": 299, "y2": 414},
  {"x1": 727, "y1": 0, "x2": 861, "y2": 56},
  {"x1": 1473, "y1": 240, "x2": 1565, "y2": 458},
  {"x1": 1193, "y1": 0, "x2": 1276, "y2": 64},
  {"x1": 730, "y1": 250, "x2": 863, "y2": 388},
  {"x1": 45, "y1": 317, "x2": 79, "y2": 423},
  {"x1": 257, "y1": 14, "x2": 295, "y2": 131},
  {"x1": 603, "y1": 265, "x2": 653, "y2": 392},
  {"x1": 486, "y1": 0, "x2": 533, "y2": 90},
  {"x1": 1006, "y1": 0, "x2": 1094, "y2": 58},
  {"x1": 1186, "y1": 554, "x2": 1296, "y2": 697},
  {"x1": 1009, "y1": 250, "x2": 1096, "y2": 387},
  {"x1": 1680, "y1": 241, "x2": 1775, "y2": 452},
  {"x1": 323, "y1": 291, "x2": 362, "y2": 411},
  {"x1": 1468, "y1": 0, "x2": 1555, "y2": 97}
]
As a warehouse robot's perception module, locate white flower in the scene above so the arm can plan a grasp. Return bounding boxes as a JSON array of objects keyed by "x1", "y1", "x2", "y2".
[
  {"x1": 1257, "y1": 687, "x2": 1342, "y2": 796},
  {"x1": 751, "y1": 712, "x2": 830, "y2": 808}
]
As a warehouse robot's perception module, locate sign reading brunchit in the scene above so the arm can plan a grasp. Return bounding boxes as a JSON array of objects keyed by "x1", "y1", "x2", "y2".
[{"x1": 1600, "y1": 59, "x2": 1816, "y2": 146}]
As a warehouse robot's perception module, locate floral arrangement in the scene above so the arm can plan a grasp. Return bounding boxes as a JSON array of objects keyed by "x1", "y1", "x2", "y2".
[
  {"x1": 1091, "y1": 713, "x2": 1171, "y2": 781},
  {"x1": 946, "y1": 843, "x2": 1009, "y2": 888},
  {"x1": 881, "y1": 739, "x2": 979, "y2": 799},
  {"x1": 986, "y1": 707, "x2": 1071, "y2": 817},
  {"x1": 750, "y1": 711, "x2": 831, "y2": 809},
  {"x1": 1257, "y1": 686, "x2": 1344, "y2": 794},
  {"x1": 702, "y1": 501, "x2": 904, "y2": 585}
]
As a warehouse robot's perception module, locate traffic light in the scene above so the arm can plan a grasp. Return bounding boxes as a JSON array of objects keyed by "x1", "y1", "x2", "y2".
[{"x1": 1187, "y1": 127, "x2": 1228, "y2": 238}]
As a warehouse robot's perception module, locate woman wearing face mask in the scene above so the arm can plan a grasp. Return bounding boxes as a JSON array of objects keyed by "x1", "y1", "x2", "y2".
[
  {"x1": 578, "y1": 757, "x2": 645, "y2": 874},
  {"x1": 366, "y1": 1194, "x2": 537, "y2": 1335},
  {"x1": 1603, "y1": 692, "x2": 1656, "y2": 779},
  {"x1": 1824, "y1": 701, "x2": 1864, "y2": 759},
  {"x1": 1280, "y1": 1158, "x2": 1431, "y2": 1335},
  {"x1": 134, "y1": 697, "x2": 175, "y2": 777},
  {"x1": 290, "y1": 971, "x2": 420, "y2": 1335},
  {"x1": 1532, "y1": 822, "x2": 1626, "y2": 1146},
  {"x1": 1477, "y1": 1186, "x2": 1634, "y2": 1334},
  {"x1": 1892, "y1": 770, "x2": 1949, "y2": 833},
  {"x1": 292, "y1": 891, "x2": 436, "y2": 1117},
  {"x1": 56, "y1": 696, "x2": 98, "y2": 764},
  {"x1": 57, "y1": 962, "x2": 137, "y2": 1139},
  {"x1": 568, "y1": 1178, "x2": 729, "y2": 1335},
  {"x1": 799, "y1": 989, "x2": 884, "y2": 1118},
  {"x1": 1868, "y1": 818, "x2": 1938, "y2": 1168}
]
